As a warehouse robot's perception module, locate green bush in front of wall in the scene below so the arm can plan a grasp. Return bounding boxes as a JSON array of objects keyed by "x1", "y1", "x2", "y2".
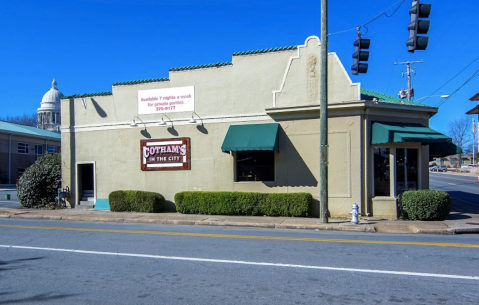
[
  {"x1": 17, "y1": 153, "x2": 62, "y2": 208},
  {"x1": 109, "y1": 190, "x2": 166, "y2": 213},
  {"x1": 174, "y1": 191, "x2": 312, "y2": 217},
  {"x1": 398, "y1": 190, "x2": 451, "y2": 220}
]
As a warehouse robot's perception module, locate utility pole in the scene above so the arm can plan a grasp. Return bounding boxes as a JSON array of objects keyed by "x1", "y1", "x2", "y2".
[
  {"x1": 319, "y1": 0, "x2": 329, "y2": 223},
  {"x1": 394, "y1": 60, "x2": 423, "y2": 101}
]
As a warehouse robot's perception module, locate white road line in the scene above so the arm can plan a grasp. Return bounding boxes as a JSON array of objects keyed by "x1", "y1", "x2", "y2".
[
  {"x1": 1, "y1": 244, "x2": 478, "y2": 281},
  {"x1": 448, "y1": 183, "x2": 457, "y2": 186}
]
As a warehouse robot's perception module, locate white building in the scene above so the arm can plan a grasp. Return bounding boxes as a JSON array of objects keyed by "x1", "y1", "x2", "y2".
[{"x1": 37, "y1": 79, "x2": 63, "y2": 132}]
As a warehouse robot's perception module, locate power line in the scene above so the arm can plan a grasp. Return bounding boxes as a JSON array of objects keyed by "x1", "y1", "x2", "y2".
[
  {"x1": 429, "y1": 55, "x2": 479, "y2": 97},
  {"x1": 328, "y1": 0, "x2": 406, "y2": 36},
  {"x1": 435, "y1": 67, "x2": 479, "y2": 108}
]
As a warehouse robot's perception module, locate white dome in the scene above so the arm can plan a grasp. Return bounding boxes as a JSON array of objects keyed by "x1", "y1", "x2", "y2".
[{"x1": 38, "y1": 79, "x2": 63, "y2": 112}]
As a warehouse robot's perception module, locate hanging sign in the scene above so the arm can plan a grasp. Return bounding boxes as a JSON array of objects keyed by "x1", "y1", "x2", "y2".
[
  {"x1": 138, "y1": 86, "x2": 194, "y2": 114},
  {"x1": 140, "y1": 138, "x2": 191, "y2": 171}
]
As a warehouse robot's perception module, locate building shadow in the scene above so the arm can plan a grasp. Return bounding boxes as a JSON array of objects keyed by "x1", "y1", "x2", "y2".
[
  {"x1": 447, "y1": 191, "x2": 479, "y2": 219},
  {"x1": 167, "y1": 127, "x2": 179, "y2": 136},
  {"x1": 140, "y1": 129, "x2": 151, "y2": 139},
  {"x1": 91, "y1": 98, "x2": 107, "y2": 118},
  {"x1": 267, "y1": 128, "x2": 317, "y2": 187},
  {"x1": 165, "y1": 200, "x2": 176, "y2": 212},
  {"x1": 196, "y1": 125, "x2": 208, "y2": 134},
  {"x1": 0, "y1": 292, "x2": 80, "y2": 304}
]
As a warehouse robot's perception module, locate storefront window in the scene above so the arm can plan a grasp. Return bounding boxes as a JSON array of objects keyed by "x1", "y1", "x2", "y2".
[
  {"x1": 373, "y1": 148, "x2": 390, "y2": 196},
  {"x1": 235, "y1": 151, "x2": 274, "y2": 182},
  {"x1": 396, "y1": 148, "x2": 418, "y2": 194}
]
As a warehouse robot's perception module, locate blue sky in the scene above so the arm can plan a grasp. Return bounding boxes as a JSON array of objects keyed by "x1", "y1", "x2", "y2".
[{"x1": 1, "y1": 0, "x2": 478, "y2": 137}]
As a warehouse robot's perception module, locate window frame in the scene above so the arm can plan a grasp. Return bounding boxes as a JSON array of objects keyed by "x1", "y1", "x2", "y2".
[
  {"x1": 47, "y1": 145, "x2": 57, "y2": 154},
  {"x1": 17, "y1": 142, "x2": 29, "y2": 154},
  {"x1": 234, "y1": 150, "x2": 276, "y2": 183}
]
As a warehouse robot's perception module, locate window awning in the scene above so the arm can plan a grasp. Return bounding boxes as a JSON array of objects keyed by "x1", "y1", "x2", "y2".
[
  {"x1": 371, "y1": 122, "x2": 452, "y2": 145},
  {"x1": 221, "y1": 123, "x2": 279, "y2": 152}
]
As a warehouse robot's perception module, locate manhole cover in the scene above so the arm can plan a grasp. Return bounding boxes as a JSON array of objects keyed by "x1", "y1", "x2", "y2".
[{"x1": 465, "y1": 222, "x2": 479, "y2": 225}]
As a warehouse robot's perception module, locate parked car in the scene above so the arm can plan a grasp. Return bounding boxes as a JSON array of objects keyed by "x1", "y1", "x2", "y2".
[
  {"x1": 460, "y1": 164, "x2": 478, "y2": 172},
  {"x1": 436, "y1": 165, "x2": 447, "y2": 172},
  {"x1": 429, "y1": 165, "x2": 438, "y2": 171}
]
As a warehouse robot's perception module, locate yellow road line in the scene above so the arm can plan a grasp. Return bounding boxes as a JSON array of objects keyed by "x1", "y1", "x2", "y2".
[
  {"x1": 430, "y1": 175, "x2": 478, "y2": 182},
  {"x1": 1, "y1": 224, "x2": 479, "y2": 248}
]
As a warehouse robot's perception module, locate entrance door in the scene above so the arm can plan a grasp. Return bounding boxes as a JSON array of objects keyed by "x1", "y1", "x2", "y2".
[{"x1": 77, "y1": 163, "x2": 95, "y2": 206}]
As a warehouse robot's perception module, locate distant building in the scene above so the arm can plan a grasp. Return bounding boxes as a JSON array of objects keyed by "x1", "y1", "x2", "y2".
[
  {"x1": 433, "y1": 155, "x2": 473, "y2": 167},
  {"x1": 0, "y1": 121, "x2": 61, "y2": 184},
  {"x1": 37, "y1": 79, "x2": 63, "y2": 132}
]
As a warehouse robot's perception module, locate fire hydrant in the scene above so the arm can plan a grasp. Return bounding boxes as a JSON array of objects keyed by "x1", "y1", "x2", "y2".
[{"x1": 349, "y1": 203, "x2": 360, "y2": 224}]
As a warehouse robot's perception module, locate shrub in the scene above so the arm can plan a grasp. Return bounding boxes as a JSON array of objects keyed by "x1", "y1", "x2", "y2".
[
  {"x1": 17, "y1": 153, "x2": 62, "y2": 208},
  {"x1": 109, "y1": 191, "x2": 129, "y2": 211},
  {"x1": 399, "y1": 190, "x2": 451, "y2": 220},
  {"x1": 174, "y1": 191, "x2": 312, "y2": 217},
  {"x1": 109, "y1": 190, "x2": 166, "y2": 213}
]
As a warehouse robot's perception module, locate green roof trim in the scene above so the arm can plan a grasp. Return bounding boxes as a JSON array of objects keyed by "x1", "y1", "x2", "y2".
[
  {"x1": 112, "y1": 77, "x2": 169, "y2": 86},
  {"x1": 232, "y1": 46, "x2": 297, "y2": 56},
  {"x1": 361, "y1": 88, "x2": 432, "y2": 107},
  {"x1": 0, "y1": 121, "x2": 61, "y2": 140},
  {"x1": 63, "y1": 92, "x2": 112, "y2": 99},
  {"x1": 169, "y1": 62, "x2": 232, "y2": 72}
]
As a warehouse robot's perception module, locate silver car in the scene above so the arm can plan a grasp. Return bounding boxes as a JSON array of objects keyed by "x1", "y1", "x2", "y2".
[{"x1": 436, "y1": 165, "x2": 447, "y2": 172}]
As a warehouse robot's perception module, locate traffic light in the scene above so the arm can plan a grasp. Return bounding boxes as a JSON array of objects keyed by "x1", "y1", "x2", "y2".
[
  {"x1": 351, "y1": 35, "x2": 370, "y2": 75},
  {"x1": 406, "y1": 0, "x2": 431, "y2": 52}
]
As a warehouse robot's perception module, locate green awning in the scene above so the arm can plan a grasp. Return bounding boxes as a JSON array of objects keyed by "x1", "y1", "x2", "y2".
[
  {"x1": 221, "y1": 123, "x2": 279, "y2": 152},
  {"x1": 371, "y1": 122, "x2": 452, "y2": 145},
  {"x1": 429, "y1": 142, "x2": 463, "y2": 159}
]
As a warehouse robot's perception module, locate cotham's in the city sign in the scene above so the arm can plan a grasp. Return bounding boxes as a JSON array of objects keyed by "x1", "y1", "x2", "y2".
[{"x1": 140, "y1": 138, "x2": 191, "y2": 171}]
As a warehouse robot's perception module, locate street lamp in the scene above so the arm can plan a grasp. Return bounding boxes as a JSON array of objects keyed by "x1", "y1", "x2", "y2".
[
  {"x1": 130, "y1": 116, "x2": 145, "y2": 128},
  {"x1": 414, "y1": 95, "x2": 449, "y2": 103}
]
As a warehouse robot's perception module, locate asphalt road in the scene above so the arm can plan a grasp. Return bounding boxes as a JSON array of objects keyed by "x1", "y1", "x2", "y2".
[
  {"x1": 429, "y1": 172, "x2": 479, "y2": 214},
  {"x1": 1, "y1": 218, "x2": 479, "y2": 304}
]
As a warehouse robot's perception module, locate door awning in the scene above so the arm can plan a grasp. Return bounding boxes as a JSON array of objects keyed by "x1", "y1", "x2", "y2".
[
  {"x1": 429, "y1": 142, "x2": 463, "y2": 159},
  {"x1": 221, "y1": 123, "x2": 279, "y2": 152},
  {"x1": 371, "y1": 122, "x2": 452, "y2": 145}
]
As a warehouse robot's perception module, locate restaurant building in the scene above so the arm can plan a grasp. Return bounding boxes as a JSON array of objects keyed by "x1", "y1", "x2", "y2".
[{"x1": 61, "y1": 36, "x2": 455, "y2": 218}]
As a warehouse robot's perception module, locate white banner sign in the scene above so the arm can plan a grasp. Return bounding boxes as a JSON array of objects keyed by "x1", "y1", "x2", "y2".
[{"x1": 138, "y1": 86, "x2": 194, "y2": 114}]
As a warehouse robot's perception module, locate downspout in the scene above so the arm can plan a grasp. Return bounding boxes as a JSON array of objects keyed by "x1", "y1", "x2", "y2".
[
  {"x1": 363, "y1": 108, "x2": 370, "y2": 216},
  {"x1": 8, "y1": 134, "x2": 12, "y2": 184}
]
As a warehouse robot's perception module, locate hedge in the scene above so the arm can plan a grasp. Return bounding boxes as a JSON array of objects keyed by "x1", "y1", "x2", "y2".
[
  {"x1": 398, "y1": 190, "x2": 451, "y2": 220},
  {"x1": 174, "y1": 191, "x2": 312, "y2": 217},
  {"x1": 17, "y1": 153, "x2": 62, "y2": 208},
  {"x1": 109, "y1": 190, "x2": 166, "y2": 213}
]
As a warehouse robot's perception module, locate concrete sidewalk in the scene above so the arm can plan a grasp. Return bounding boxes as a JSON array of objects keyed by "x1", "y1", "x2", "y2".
[{"x1": 1, "y1": 205, "x2": 478, "y2": 235}]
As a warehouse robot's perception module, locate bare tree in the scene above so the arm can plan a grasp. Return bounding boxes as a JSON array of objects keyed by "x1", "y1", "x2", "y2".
[
  {"x1": 0, "y1": 113, "x2": 37, "y2": 127},
  {"x1": 448, "y1": 116, "x2": 472, "y2": 167}
]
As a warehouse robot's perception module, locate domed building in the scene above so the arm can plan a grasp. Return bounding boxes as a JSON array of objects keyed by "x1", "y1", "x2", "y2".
[{"x1": 37, "y1": 79, "x2": 63, "y2": 132}]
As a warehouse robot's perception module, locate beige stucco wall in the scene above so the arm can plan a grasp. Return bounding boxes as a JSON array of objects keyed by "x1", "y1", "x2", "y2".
[{"x1": 61, "y1": 36, "x2": 438, "y2": 219}]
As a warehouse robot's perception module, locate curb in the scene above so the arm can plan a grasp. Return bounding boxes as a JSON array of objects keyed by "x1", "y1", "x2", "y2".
[{"x1": 0, "y1": 210, "x2": 478, "y2": 235}]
